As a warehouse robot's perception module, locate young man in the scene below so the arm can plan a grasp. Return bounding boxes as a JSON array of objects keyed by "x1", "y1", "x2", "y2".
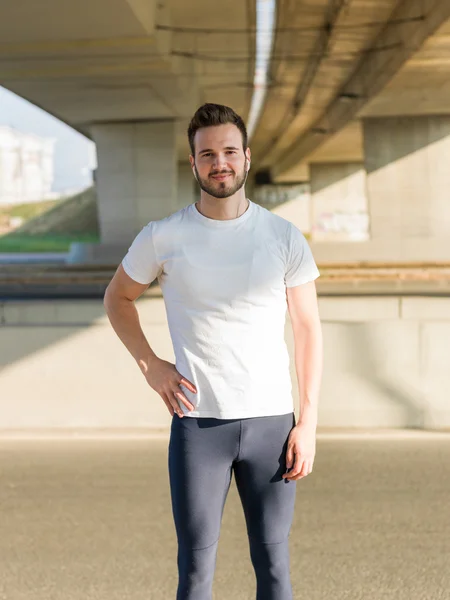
[{"x1": 104, "y1": 103, "x2": 323, "y2": 600}]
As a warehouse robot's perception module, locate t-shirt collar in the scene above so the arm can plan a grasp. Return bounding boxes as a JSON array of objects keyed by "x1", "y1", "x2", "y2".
[{"x1": 190, "y1": 199, "x2": 254, "y2": 228}]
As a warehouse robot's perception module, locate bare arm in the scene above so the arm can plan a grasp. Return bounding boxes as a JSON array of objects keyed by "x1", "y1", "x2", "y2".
[
  {"x1": 103, "y1": 265, "x2": 196, "y2": 416},
  {"x1": 287, "y1": 280, "x2": 323, "y2": 428},
  {"x1": 104, "y1": 265, "x2": 156, "y2": 368},
  {"x1": 283, "y1": 280, "x2": 323, "y2": 481}
]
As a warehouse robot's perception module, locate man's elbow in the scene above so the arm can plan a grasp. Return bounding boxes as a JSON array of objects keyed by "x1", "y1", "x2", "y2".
[
  {"x1": 103, "y1": 283, "x2": 115, "y2": 313},
  {"x1": 104, "y1": 282, "x2": 135, "y2": 314}
]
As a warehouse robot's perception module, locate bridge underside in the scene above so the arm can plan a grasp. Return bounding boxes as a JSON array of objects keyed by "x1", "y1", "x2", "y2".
[{"x1": 1, "y1": 0, "x2": 450, "y2": 262}]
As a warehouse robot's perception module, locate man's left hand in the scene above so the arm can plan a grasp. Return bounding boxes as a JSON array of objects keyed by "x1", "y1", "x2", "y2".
[{"x1": 282, "y1": 422, "x2": 316, "y2": 481}]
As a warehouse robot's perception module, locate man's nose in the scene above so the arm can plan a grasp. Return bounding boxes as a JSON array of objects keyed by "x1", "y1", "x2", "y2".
[{"x1": 212, "y1": 153, "x2": 227, "y2": 170}]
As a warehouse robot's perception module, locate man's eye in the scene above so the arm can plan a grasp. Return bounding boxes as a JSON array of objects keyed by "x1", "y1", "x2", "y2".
[{"x1": 226, "y1": 151, "x2": 236, "y2": 154}]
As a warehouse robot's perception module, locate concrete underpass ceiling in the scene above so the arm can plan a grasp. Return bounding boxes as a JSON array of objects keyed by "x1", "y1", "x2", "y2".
[
  {"x1": 361, "y1": 18, "x2": 450, "y2": 117},
  {"x1": 0, "y1": 0, "x2": 254, "y2": 156},
  {"x1": 1, "y1": 0, "x2": 450, "y2": 174},
  {"x1": 251, "y1": 0, "x2": 397, "y2": 168},
  {"x1": 273, "y1": 9, "x2": 450, "y2": 182}
]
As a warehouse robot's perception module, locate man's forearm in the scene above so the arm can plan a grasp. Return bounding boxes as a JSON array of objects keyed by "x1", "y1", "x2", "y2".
[
  {"x1": 292, "y1": 321, "x2": 323, "y2": 427},
  {"x1": 104, "y1": 295, "x2": 158, "y2": 374}
]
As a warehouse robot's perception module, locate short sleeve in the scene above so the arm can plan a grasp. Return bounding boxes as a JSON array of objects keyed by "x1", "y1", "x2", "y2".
[
  {"x1": 121, "y1": 222, "x2": 162, "y2": 285},
  {"x1": 285, "y1": 223, "x2": 320, "y2": 287}
]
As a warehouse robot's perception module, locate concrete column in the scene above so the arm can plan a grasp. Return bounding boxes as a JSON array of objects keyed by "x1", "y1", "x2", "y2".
[
  {"x1": 68, "y1": 119, "x2": 177, "y2": 264},
  {"x1": 310, "y1": 163, "x2": 369, "y2": 242},
  {"x1": 310, "y1": 116, "x2": 450, "y2": 263},
  {"x1": 177, "y1": 162, "x2": 196, "y2": 209},
  {"x1": 364, "y1": 116, "x2": 450, "y2": 249}
]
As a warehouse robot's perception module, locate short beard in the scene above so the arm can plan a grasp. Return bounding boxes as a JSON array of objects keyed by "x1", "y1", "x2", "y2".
[{"x1": 194, "y1": 162, "x2": 247, "y2": 199}]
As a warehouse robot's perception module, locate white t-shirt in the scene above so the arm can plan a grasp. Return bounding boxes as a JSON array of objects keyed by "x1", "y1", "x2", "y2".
[{"x1": 122, "y1": 199, "x2": 320, "y2": 419}]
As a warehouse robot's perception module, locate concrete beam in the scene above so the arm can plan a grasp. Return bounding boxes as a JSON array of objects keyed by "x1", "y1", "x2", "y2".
[
  {"x1": 263, "y1": 0, "x2": 349, "y2": 158},
  {"x1": 0, "y1": 60, "x2": 167, "y2": 81},
  {"x1": 271, "y1": 0, "x2": 450, "y2": 178},
  {"x1": 0, "y1": 36, "x2": 156, "y2": 56},
  {"x1": 124, "y1": 0, "x2": 156, "y2": 34}
]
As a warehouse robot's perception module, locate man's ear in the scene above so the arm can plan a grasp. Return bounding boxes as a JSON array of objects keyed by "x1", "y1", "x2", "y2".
[
  {"x1": 189, "y1": 155, "x2": 198, "y2": 180},
  {"x1": 245, "y1": 148, "x2": 251, "y2": 170}
]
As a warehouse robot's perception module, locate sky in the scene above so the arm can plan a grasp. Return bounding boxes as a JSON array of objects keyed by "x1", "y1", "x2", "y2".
[{"x1": 0, "y1": 86, "x2": 96, "y2": 193}]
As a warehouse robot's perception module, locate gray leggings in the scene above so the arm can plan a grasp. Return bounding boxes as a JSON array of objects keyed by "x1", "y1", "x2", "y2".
[{"x1": 168, "y1": 412, "x2": 297, "y2": 600}]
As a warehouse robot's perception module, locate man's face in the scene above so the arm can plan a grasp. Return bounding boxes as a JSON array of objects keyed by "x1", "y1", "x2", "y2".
[{"x1": 189, "y1": 123, "x2": 251, "y2": 199}]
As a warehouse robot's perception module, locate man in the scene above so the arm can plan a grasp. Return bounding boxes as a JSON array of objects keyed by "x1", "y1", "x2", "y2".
[{"x1": 104, "y1": 103, "x2": 323, "y2": 600}]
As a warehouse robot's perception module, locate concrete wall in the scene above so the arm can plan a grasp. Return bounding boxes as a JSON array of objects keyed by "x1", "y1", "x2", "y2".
[
  {"x1": 364, "y1": 116, "x2": 450, "y2": 242},
  {"x1": 1, "y1": 296, "x2": 449, "y2": 432},
  {"x1": 309, "y1": 116, "x2": 450, "y2": 263},
  {"x1": 310, "y1": 163, "x2": 369, "y2": 242}
]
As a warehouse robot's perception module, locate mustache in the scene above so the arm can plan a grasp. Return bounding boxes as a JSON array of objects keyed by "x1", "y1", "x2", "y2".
[{"x1": 209, "y1": 170, "x2": 234, "y2": 176}]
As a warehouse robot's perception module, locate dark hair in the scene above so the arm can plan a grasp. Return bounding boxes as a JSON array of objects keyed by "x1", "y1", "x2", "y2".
[{"x1": 187, "y1": 103, "x2": 248, "y2": 155}]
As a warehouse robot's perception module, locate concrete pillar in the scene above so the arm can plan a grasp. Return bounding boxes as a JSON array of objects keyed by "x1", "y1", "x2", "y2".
[
  {"x1": 309, "y1": 117, "x2": 450, "y2": 263},
  {"x1": 310, "y1": 163, "x2": 369, "y2": 242},
  {"x1": 68, "y1": 119, "x2": 177, "y2": 264},
  {"x1": 177, "y1": 162, "x2": 196, "y2": 209},
  {"x1": 364, "y1": 116, "x2": 450, "y2": 250}
]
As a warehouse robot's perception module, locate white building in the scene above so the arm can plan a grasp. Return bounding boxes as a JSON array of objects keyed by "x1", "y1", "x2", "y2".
[{"x1": 0, "y1": 126, "x2": 55, "y2": 205}]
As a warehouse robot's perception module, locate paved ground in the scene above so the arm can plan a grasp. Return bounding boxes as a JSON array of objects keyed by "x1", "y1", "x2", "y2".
[{"x1": 0, "y1": 433, "x2": 449, "y2": 600}]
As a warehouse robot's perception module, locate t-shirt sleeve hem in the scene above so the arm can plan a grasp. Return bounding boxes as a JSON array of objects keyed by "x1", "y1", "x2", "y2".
[
  {"x1": 121, "y1": 258, "x2": 152, "y2": 285},
  {"x1": 285, "y1": 268, "x2": 320, "y2": 288}
]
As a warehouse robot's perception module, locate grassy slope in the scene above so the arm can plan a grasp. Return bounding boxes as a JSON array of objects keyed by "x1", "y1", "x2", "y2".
[
  {"x1": 0, "y1": 187, "x2": 99, "y2": 252},
  {"x1": 0, "y1": 199, "x2": 60, "y2": 221}
]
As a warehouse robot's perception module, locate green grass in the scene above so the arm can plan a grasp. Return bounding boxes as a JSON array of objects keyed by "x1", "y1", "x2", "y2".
[
  {"x1": 0, "y1": 233, "x2": 100, "y2": 253},
  {"x1": 0, "y1": 199, "x2": 61, "y2": 221}
]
